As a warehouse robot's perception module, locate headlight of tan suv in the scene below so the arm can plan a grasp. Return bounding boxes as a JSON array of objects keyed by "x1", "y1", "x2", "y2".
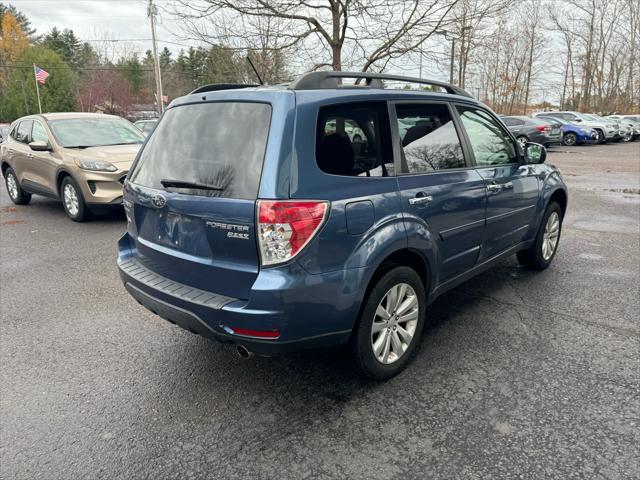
[{"x1": 75, "y1": 159, "x2": 118, "y2": 172}]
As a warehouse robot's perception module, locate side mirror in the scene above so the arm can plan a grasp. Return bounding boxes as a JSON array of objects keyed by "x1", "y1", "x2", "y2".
[
  {"x1": 524, "y1": 142, "x2": 546, "y2": 164},
  {"x1": 573, "y1": 118, "x2": 582, "y2": 122},
  {"x1": 29, "y1": 140, "x2": 51, "y2": 152}
]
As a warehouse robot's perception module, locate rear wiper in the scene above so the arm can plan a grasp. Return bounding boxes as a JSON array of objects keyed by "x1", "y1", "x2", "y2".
[{"x1": 160, "y1": 179, "x2": 224, "y2": 191}]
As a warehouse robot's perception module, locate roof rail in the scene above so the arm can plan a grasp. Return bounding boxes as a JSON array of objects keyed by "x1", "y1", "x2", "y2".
[
  {"x1": 190, "y1": 83, "x2": 259, "y2": 94},
  {"x1": 289, "y1": 71, "x2": 472, "y2": 97}
]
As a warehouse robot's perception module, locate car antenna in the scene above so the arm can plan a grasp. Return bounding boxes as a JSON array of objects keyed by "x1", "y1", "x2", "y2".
[{"x1": 246, "y1": 56, "x2": 264, "y2": 85}]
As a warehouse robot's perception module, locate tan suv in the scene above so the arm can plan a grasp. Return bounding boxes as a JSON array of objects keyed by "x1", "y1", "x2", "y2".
[{"x1": 1, "y1": 112, "x2": 144, "y2": 221}]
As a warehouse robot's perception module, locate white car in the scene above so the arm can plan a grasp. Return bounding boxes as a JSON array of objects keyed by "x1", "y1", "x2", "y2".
[{"x1": 607, "y1": 116, "x2": 640, "y2": 141}]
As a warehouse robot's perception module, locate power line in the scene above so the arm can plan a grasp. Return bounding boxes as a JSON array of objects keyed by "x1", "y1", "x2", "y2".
[{"x1": 3, "y1": 64, "x2": 199, "y2": 76}]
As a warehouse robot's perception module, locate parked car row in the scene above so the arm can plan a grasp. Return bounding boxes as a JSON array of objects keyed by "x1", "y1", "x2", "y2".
[{"x1": 504, "y1": 110, "x2": 640, "y2": 146}]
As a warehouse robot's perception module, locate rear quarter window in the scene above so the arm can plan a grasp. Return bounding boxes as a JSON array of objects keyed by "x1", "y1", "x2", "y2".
[
  {"x1": 130, "y1": 102, "x2": 271, "y2": 200},
  {"x1": 315, "y1": 102, "x2": 394, "y2": 177}
]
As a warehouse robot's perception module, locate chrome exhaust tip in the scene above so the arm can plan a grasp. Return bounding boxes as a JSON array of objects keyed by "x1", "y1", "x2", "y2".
[{"x1": 236, "y1": 345, "x2": 253, "y2": 360}]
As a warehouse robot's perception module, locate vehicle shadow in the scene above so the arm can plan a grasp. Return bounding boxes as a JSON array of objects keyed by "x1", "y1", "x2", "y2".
[
  {"x1": 21, "y1": 196, "x2": 127, "y2": 224},
  {"x1": 146, "y1": 257, "x2": 540, "y2": 428}
]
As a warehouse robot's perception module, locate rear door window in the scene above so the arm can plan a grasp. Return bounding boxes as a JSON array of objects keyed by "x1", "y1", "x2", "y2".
[
  {"x1": 130, "y1": 102, "x2": 271, "y2": 200},
  {"x1": 316, "y1": 102, "x2": 394, "y2": 177}
]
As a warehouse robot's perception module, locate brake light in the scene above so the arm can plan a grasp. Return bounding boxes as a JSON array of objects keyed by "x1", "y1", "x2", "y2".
[
  {"x1": 228, "y1": 327, "x2": 280, "y2": 339},
  {"x1": 257, "y1": 200, "x2": 329, "y2": 266},
  {"x1": 536, "y1": 124, "x2": 551, "y2": 133}
]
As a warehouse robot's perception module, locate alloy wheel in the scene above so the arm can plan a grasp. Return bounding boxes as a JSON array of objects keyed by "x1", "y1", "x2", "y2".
[
  {"x1": 63, "y1": 183, "x2": 80, "y2": 217},
  {"x1": 371, "y1": 283, "x2": 419, "y2": 365},
  {"x1": 563, "y1": 133, "x2": 577, "y2": 146},
  {"x1": 542, "y1": 211, "x2": 560, "y2": 261},
  {"x1": 6, "y1": 173, "x2": 18, "y2": 201},
  {"x1": 517, "y1": 136, "x2": 528, "y2": 148}
]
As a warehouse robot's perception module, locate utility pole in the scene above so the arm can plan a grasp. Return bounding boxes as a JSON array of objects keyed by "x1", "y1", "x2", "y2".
[
  {"x1": 148, "y1": 0, "x2": 164, "y2": 114},
  {"x1": 16, "y1": 80, "x2": 28, "y2": 115},
  {"x1": 449, "y1": 38, "x2": 455, "y2": 85}
]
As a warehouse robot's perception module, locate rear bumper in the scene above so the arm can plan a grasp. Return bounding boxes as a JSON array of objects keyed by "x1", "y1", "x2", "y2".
[
  {"x1": 545, "y1": 133, "x2": 562, "y2": 145},
  {"x1": 117, "y1": 234, "x2": 361, "y2": 355}
]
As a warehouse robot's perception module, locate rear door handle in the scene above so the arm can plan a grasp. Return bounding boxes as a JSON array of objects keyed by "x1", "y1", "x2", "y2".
[{"x1": 409, "y1": 194, "x2": 433, "y2": 205}]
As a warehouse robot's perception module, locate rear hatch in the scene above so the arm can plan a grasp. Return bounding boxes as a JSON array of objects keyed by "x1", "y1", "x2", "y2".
[{"x1": 125, "y1": 101, "x2": 272, "y2": 300}]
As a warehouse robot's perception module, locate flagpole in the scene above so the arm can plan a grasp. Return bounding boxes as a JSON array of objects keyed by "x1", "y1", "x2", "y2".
[{"x1": 33, "y1": 63, "x2": 42, "y2": 114}]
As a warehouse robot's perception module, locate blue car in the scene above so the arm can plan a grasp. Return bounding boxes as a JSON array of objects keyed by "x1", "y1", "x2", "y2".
[
  {"x1": 118, "y1": 72, "x2": 568, "y2": 379},
  {"x1": 536, "y1": 115, "x2": 596, "y2": 146}
]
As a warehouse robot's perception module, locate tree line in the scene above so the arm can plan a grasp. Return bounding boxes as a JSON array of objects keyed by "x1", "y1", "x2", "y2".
[
  {"x1": 0, "y1": 3, "x2": 285, "y2": 121},
  {"x1": 1, "y1": 0, "x2": 638, "y2": 123}
]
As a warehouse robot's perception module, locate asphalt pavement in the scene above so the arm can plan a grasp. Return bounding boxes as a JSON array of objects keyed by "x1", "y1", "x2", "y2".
[{"x1": 1, "y1": 142, "x2": 639, "y2": 479}]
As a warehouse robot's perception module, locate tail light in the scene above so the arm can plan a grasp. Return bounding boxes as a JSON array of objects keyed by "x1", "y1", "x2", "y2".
[
  {"x1": 536, "y1": 124, "x2": 551, "y2": 133},
  {"x1": 257, "y1": 200, "x2": 329, "y2": 266}
]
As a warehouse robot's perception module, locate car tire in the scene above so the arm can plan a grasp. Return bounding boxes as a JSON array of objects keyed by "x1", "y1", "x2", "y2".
[
  {"x1": 593, "y1": 129, "x2": 605, "y2": 144},
  {"x1": 3, "y1": 167, "x2": 31, "y2": 205},
  {"x1": 516, "y1": 135, "x2": 528, "y2": 148},
  {"x1": 517, "y1": 201, "x2": 563, "y2": 271},
  {"x1": 60, "y1": 176, "x2": 89, "y2": 222},
  {"x1": 563, "y1": 132, "x2": 577, "y2": 146},
  {"x1": 351, "y1": 266, "x2": 426, "y2": 380}
]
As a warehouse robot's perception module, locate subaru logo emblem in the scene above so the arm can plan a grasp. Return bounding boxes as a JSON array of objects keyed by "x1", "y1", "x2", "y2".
[{"x1": 151, "y1": 194, "x2": 167, "y2": 208}]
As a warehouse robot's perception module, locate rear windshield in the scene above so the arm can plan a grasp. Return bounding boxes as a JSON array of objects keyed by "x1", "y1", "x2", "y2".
[{"x1": 130, "y1": 102, "x2": 271, "y2": 200}]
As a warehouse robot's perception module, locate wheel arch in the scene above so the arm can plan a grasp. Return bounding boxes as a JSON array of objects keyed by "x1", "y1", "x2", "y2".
[
  {"x1": 549, "y1": 188, "x2": 568, "y2": 217},
  {"x1": 362, "y1": 248, "x2": 432, "y2": 309},
  {"x1": 1, "y1": 161, "x2": 11, "y2": 176},
  {"x1": 55, "y1": 169, "x2": 73, "y2": 197}
]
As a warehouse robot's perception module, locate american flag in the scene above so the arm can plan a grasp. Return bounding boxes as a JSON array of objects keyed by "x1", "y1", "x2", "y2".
[{"x1": 35, "y1": 66, "x2": 49, "y2": 84}]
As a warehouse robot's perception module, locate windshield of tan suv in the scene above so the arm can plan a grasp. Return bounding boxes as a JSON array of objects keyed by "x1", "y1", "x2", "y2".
[
  {"x1": 49, "y1": 118, "x2": 144, "y2": 148},
  {"x1": 129, "y1": 102, "x2": 272, "y2": 200}
]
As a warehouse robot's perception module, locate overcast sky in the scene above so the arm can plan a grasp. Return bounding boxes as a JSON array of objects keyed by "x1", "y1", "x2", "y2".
[
  {"x1": 9, "y1": 0, "x2": 559, "y2": 99},
  {"x1": 11, "y1": 0, "x2": 196, "y2": 57}
]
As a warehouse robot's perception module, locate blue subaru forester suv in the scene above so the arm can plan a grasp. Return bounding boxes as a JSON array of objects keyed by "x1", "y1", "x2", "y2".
[{"x1": 118, "y1": 72, "x2": 567, "y2": 379}]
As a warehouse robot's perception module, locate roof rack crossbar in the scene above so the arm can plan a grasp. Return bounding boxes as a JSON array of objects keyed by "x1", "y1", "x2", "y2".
[
  {"x1": 288, "y1": 71, "x2": 472, "y2": 97},
  {"x1": 190, "y1": 83, "x2": 259, "y2": 94}
]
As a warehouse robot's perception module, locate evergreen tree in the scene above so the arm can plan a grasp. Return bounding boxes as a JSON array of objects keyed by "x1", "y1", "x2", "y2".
[
  {"x1": 0, "y1": 45, "x2": 77, "y2": 120},
  {"x1": 40, "y1": 28, "x2": 98, "y2": 74}
]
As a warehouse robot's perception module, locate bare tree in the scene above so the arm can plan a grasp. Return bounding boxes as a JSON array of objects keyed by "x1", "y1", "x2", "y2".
[
  {"x1": 448, "y1": 0, "x2": 512, "y2": 89},
  {"x1": 521, "y1": 0, "x2": 544, "y2": 114},
  {"x1": 169, "y1": 0, "x2": 464, "y2": 74}
]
